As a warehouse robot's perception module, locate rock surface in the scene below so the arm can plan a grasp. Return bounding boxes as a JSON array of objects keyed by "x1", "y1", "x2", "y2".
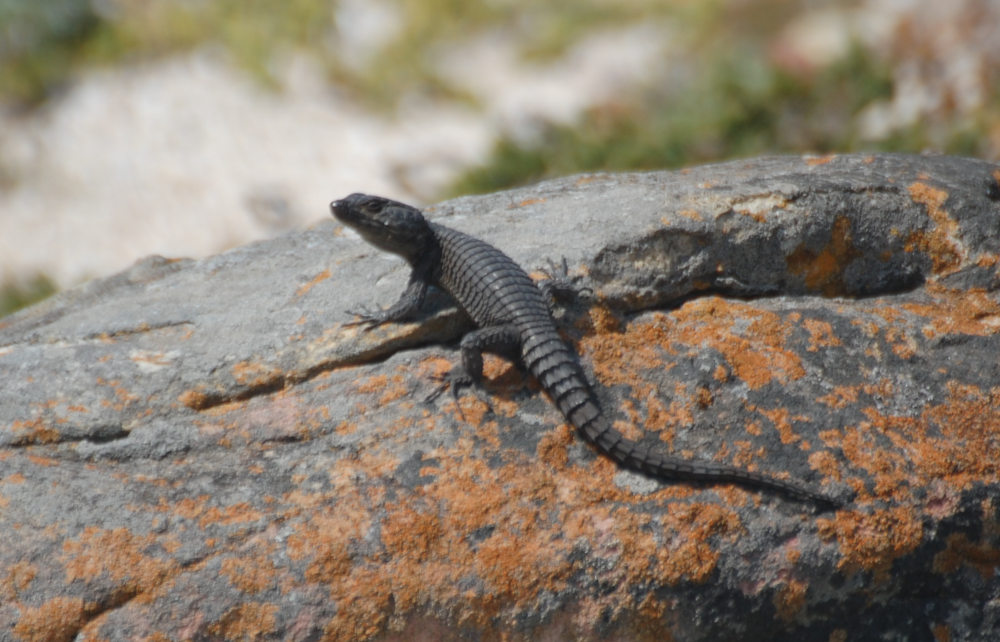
[{"x1": 2, "y1": 153, "x2": 999, "y2": 640}]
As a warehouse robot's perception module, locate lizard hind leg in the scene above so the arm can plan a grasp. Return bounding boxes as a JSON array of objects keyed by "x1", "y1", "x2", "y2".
[{"x1": 424, "y1": 324, "x2": 523, "y2": 416}]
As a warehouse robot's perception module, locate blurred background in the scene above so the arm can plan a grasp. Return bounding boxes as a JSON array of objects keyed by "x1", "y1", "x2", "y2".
[{"x1": 2, "y1": 0, "x2": 999, "y2": 316}]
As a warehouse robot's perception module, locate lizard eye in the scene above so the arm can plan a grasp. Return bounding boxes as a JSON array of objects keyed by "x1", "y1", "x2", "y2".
[{"x1": 363, "y1": 198, "x2": 386, "y2": 214}]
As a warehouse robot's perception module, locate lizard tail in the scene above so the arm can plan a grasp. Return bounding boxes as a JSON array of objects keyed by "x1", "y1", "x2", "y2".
[
  {"x1": 561, "y1": 387, "x2": 843, "y2": 510},
  {"x1": 522, "y1": 327, "x2": 843, "y2": 509}
]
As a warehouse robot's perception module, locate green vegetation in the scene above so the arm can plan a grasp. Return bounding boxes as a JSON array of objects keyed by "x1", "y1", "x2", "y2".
[
  {"x1": 449, "y1": 45, "x2": 903, "y2": 196},
  {"x1": 0, "y1": 0, "x2": 101, "y2": 103},
  {"x1": 0, "y1": 0, "x2": 337, "y2": 102},
  {"x1": 0, "y1": 0, "x2": 685, "y2": 106},
  {"x1": 0, "y1": 275, "x2": 56, "y2": 318}
]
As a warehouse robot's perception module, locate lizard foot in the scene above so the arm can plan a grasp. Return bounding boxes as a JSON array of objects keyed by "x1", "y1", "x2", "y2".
[
  {"x1": 344, "y1": 305, "x2": 390, "y2": 329},
  {"x1": 425, "y1": 370, "x2": 491, "y2": 421},
  {"x1": 538, "y1": 257, "x2": 594, "y2": 304}
]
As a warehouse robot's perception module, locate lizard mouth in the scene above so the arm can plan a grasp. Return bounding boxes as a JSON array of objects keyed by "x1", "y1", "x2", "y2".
[
  {"x1": 330, "y1": 194, "x2": 385, "y2": 229},
  {"x1": 330, "y1": 199, "x2": 375, "y2": 233},
  {"x1": 329, "y1": 199, "x2": 352, "y2": 222}
]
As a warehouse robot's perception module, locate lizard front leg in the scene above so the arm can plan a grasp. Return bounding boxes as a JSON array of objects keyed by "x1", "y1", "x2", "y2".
[{"x1": 347, "y1": 262, "x2": 433, "y2": 328}]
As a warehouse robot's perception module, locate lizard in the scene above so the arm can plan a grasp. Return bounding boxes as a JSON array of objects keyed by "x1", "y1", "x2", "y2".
[{"x1": 331, "y1": 192, "x2": 843, "y2": 510}]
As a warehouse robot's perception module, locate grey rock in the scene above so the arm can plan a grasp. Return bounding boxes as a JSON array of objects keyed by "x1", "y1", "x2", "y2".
[{"x1": 1, "y1": 153, "x2": 999, "y2": 640}]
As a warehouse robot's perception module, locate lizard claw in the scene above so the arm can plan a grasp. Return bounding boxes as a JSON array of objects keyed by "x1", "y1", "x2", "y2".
[
  {"x1": 537, "y1": 257, "x2": 570, "y2": 283},
  {"x1": 538, "y1": 257, "x2": 593, "y2": 303},
  {"x1": 344, "y1": 305, "x2": 388, "y2": 329},
  {"x1": 424, "y1": 370, "x2": 486, "y2": 422},
  {"x1": 424, "y1": 370, "x2": 474, "y2": 402}
]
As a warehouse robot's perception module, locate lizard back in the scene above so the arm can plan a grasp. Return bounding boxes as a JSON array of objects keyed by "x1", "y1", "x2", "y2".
[{"x1": 430, "y1": 222, "x2": 550, "y2": 329}]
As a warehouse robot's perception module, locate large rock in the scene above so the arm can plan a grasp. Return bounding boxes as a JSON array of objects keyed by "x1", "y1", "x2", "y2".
[{"x1": 1, "y1": 153, "x2": 999, "y2": 640}]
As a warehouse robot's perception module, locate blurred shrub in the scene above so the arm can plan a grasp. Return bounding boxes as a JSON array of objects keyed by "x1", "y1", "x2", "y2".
[
  {"x1": 0, "y1": 0, "x2": 101, "y2": 103},
  {"x1": 0, "y1": 275, "x2": 56, "y2": 318},
  {"x1": 449, "y1": 45, "x2": 902, "y2": 196}
]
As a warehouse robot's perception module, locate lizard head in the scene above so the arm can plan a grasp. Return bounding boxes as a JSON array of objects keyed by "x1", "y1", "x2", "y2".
[{"x1": 330, "y1": 193, "x2": 433, "y2": 263}]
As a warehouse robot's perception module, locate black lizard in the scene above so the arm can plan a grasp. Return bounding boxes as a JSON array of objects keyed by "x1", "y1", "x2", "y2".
[{"x1": 331, "y1": 193, "x2": 842, "y2": 510}]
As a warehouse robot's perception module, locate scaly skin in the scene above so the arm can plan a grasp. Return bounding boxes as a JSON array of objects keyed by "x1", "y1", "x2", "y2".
[{"x1": 331, "y1": 193, "x2": 843, "y2": 510}]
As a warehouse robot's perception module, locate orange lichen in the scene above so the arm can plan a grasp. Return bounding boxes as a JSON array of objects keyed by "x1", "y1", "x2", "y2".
[
  {"x1": 231, "y1": 361, "x2": 282, "y2": 387},
  {"x1": 8, "y1": 418, "x2": 59, "y2": 445},
  {"x1": 335, "y1": 420, "x2": 357, "y2": 435},
  {"x1": 474, "y1": 526, "x2": 572, "y2": 607},
  {"x1": 817, "y1": 385, "x2": 860, "y2": 409},
  {"x1": 322, "y1": 567, "x2": 394, "y2": 639},
  {"x1": 751, "y1": 406, "x2": 810, "y2": 446},
  {"x1": 654, "y1": 502, "x2": 743, "y2": 584},
  {"x1": 61, "y1": 527, "x2": 176, "y2": 588},
  {"x1": 220, "y1": 555, "x2": 279, "y2": 595},
  {"x1": 205, "y1": 603, "x2": 279, "y2": 641},
  {"x1": 808, "y1": 450, "x2": 843, "y2": 481},
  {"x1": 12, "y1": 596, "x2": 87, "y2": 642},
  {"x1": 353, "y1": 372, "x2": 410, "y2": 406},
  {"x1": 817, "y1": 506, "x2": 923, "y2": 582},
  {"x1": 902, "y1": 285, "x2": 1000, "y2": 338},
  {"x1": 354, "y1": 374, "x2": 389, "y2": 394},
  {"x1": 575, "y1": 175, "x2": 605, "y2": 187},
  {"x1": 0, "y1": 561, "x2": 36, "y2": 601},
  {"x1": 585, "y1": 299, "x2": 806, "y2": 396},
  {"x1": 537, "y1": 423, "x2": 573, "y2": 469},
  {"x1": 731, "y1": 194, "x2": 790, "y2": 222},
  {"x1": 932, "y1": 624, "x2": 952, "y2": 642},
  {"x1": 773, "y1": 578, "x2": 807, "y2": 622},
  {"x1": 694, "y1": 385, "x2": 713, "y2": 409},
  {"x1": 381, "y1": 504, "x2": 444, "y2": 563},
  {"x1": 200, "y1": 503, "x2": 266, "y2": 529},
  {"x1": 96, "y1": 377, "x2": 139, "y2": 410},
  {"x1": 684, "y1": 300, "x2": 807, "y2": 389},
  {"x1": 933, "y1": 532, "x2": 1000, "y2": 580},
  {"x1": 286, "y1": 500, "x2": 369, "y2": 584},
  {"x1": 805, "y1": 154, "x2": 836, "y2": 166},
  {"x1": 26, "y1": 455, "x2": 57, "y2": 467},
  {"x1": 726, "y1": 440, "x2": 767, "y2": 470},
  {"x1": 885, "y1": 325, "x2": 917, "y2": 359},
  {"x1": 803, "y1": 318, "x2": 842, "y2": 352},
  {"x1": 295, "y1": 269, "x2": 331, "y2": 298},
  {"x1": 583, "y1": 305, "x2": 623, "y2": 335},
  {"x1": 857, "y1": 384, "x2": 1000, "y2": 498},
  {"x1": 905, "y1": 182, "x2": 963, "y2": 274},
  {"x1": 166, "y1": 494, "x2": 212, "y2": 521},
  {"x1": 786, "y1": 216, "x2": 859, "y2": 295},
  {"x1": 178, "y1": 388, "x2": 211, "y2": 410}
]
